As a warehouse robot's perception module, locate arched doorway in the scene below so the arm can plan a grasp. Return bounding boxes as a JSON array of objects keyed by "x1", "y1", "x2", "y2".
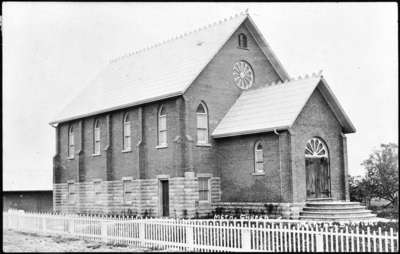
[{"x1": 305, "y1": 137, "x2": 331, "y2": 199}]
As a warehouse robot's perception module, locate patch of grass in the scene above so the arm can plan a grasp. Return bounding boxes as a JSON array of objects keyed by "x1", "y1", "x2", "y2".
[
  {"x1": 106, "y1": 242, "x2": 128, "y2": 248},
  {"x1": 19, "y1": 231, "x2": 39, "y2": 237},
  {"x1": 86, "y1": 243, "x2": 102, "y2": 249},
  {"x1": 52, "y1": 235, "x2": 80, "y2": 243}
]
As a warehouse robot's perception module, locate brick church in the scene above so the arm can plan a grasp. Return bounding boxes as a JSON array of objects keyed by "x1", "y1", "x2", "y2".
[{"x1": 50, "y1": 11, "x2": 357, "y2": 219}]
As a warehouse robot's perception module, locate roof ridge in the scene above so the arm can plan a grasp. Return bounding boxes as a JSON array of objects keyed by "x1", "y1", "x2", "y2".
[
  {"x1": 109, "y1": 10, "x2": 248, "y2": 63},
  {"x1": 266, "y1": 70, "x2": 323, "y2": 87}
]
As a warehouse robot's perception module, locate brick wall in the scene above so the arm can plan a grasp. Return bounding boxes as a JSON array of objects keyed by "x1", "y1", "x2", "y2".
[
  {"x1": 55, "y1": 97, "x2": 184, "y2": 184},
  {"x1": 216, "y1": 133, "x2": 284, "y2": 203}
]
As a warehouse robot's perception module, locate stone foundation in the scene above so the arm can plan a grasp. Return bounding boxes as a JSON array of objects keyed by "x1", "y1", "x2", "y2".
[
  {"x1": 212, "y1": 202, "x2": 305, "y2": 219},
  {"x1": 53, "y1": 173, "x2": 221, "y2": 218}
]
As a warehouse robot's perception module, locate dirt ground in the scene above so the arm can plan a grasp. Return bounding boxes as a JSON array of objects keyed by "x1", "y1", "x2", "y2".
[{"x1": 2, "y1": 229, "x2": 154, "y2": 252}]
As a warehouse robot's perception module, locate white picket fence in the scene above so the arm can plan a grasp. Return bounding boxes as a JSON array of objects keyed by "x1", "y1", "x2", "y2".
[{"x1": 3, "y1": 210, "x2": 398, "y2": 252}]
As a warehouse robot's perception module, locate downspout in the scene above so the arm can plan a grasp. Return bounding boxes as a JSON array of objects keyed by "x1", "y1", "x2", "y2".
[
  {"x1": 274, "y1": 129, "x2": 283, "y2": 202},
  {"x1": 50, "y1": 123, "x2": 59, "y2": 204}
]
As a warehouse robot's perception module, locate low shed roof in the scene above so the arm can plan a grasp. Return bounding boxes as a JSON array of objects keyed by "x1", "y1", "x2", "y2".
[{"x1": 212, "y1": 74, "x2": 356, "y2": 138}]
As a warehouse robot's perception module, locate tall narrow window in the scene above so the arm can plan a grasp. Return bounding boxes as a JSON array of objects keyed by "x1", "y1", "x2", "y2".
[
  {"x1": 68, "y1": 126, "x2": 75, "y2": 158},
  {"x1": 93, "y1": 119, "x2": 101, "y2": 155},
  {"x1": 254, "y1": 141, "x2": 264, "y2": 173},
  {"x1": 68, "y1": 182, "x2": 76, "y2": 203},
  {"x1": 123, "y1": 113, "x2": 131, "y2": 151},
  {"x1": 198, "y1": 177, "x2": 210, "y2": 202},
  {"x1": 158, "y1": 105, "x2": 167, "y2": 146},
  {"x1": 123, "y1": 179, "x2": 132, "y2": 204},
  {"x1": 196, "y1": 102, "x2": 209, "y2": 144},
  {"x1": 238, "y1": 33, "x2": 247, "y2": 48}
]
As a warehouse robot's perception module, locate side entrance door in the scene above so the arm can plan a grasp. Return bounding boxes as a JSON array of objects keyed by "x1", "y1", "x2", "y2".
[
  {"x1": 160, "y1": 180, "x2": 169, "y2": 217},
  {"x1": 305, "y1": 137, "x2": 331, "y2": 199},
  {"x1": 306, "y1": 157, "x2": 330, "y2": 198}
]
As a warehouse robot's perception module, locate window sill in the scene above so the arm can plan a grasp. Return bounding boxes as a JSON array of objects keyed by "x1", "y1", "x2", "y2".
[
  {"x1": 199, "y1": 200, "x2": 210, "y2": 205},
  {"x1": 122, "y1": 149, "x2": 132, "y2": 153},
  {"x1": 92, "y1": 153, "x2": 101, "y2": 157},
  {"x1": 67, "y1": 156, "x2": 75, "y2": 160},
  {"x1": 237, "y1": 46, "x2": 249, "y2": 50},
  {"x1": 252, "y1": 172, "x2": 265, "y2": 176},
  {"x1": 156, "y1": 145, "x2": 168, "y2": 149},
  {"x1": 196, "y1": 143, "x2": 212, "y2": 147}
]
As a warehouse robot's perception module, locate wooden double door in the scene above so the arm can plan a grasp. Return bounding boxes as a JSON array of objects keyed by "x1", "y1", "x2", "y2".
[{"x1": 306, "y1": 157, "x2": 330, "y2": 199}]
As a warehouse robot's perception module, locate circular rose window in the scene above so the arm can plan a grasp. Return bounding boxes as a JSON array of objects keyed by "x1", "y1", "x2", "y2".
[{"x1": 233, "y1": 61, "x2": 254, "y2": 89}]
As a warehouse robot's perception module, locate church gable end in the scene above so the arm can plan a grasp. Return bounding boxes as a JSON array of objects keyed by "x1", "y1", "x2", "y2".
[
  {"x1": 292, "y1": 88, "x2": 343, "y2": 132},
  {"x1": 291, "y1": 88, "x2": 346, "y2": 201},
  {"x1": 183, "y1": 22, "x2": 282, "y2": 174}
]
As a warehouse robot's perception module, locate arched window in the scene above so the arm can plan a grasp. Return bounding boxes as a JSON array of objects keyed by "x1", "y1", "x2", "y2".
[
  {"x1": 158, "y1": 105, "x2": 167, "y2": 146},
  {"x1": 305, "y1": 137, "x2": 328, "y2": 158},
  {"x1": 93, "y1": 119, "x2": 101, "y2": 155},
  {"x1": 254, "y1": 141, "x2": 264, "y2": 173},
  {"x1": 196, "y1": 102, "x2": 209, "y2": 144},
  {"x1": 68, "y1": 126, "x2": 74, "y2": 158},
  {"x1": 238, "y1": 33, "x2": 247, "y2": 48},
  {"x1": 123, "y1": 113, "x2": 131, "y2": 151}
]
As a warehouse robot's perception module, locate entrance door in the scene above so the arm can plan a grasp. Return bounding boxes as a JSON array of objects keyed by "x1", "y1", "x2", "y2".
[
  {"x1": 160, "y1": 180, "x2": 169, "y2": 217},
  {"x1": 305, "y1": 137, "x2": 330, "y2": 199}
]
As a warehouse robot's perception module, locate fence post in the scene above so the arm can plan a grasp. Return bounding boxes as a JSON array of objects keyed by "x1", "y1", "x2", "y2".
[
  {"x1": 242, "y1": 224, "x2": 251, "y2": 251},
  {"x1": 42, "y1": 216, "x2": 47, "y2": 234},
  {"x1": 186, "y1": 221, "x2": 194, "y2": 251},
  {"x1": 101, "y1": 221, "x2": 108, "y2": 243},
  {"x1": 68, "y1": 216, "x2": 74, "y2": 235},
  {"x1": 139, "y1": 220, "x2": 145, "y2": 247},
  {"x1": 316, "y1": 232, "x2": 324, "y2": 252}
]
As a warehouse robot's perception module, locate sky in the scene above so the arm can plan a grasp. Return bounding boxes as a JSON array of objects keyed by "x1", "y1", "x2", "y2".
[{"x1": 2, "y1": 2, "x2": 398, "y2": 190}]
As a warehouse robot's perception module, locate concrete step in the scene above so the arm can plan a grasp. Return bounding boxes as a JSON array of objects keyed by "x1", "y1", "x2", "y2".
[
  {"x1": 300, "y1": 200, "x2": 377, "y2": 221},
  {"x1": 306, "y1": 198, "x2": 335, "y2": 202},
  {"x1": 305, "y1": 201, "x2": 361, "y2": 208},
  {"x1": 300, "y1": 210, "x2": 373, "y2": 217},
  {"x1": 300, "y1": 213, "x2": 377, "y2": 221},
  {"x1": 302, "y1": 206, "x2": 367, "y2": 212}
]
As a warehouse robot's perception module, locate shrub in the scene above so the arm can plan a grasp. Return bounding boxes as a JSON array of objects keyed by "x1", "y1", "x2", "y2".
[
  {"x1": 377, "y1": 209, "x2": 398, "y2": 220},
  {"x1": 182, "y1": 209, "x2": 188, "y2": 219},
  {"x1": 264, "y1": 204, "x2": 275, "y2": 215},
  {"x1": 215, "y1": 207, "x2": 224, "y2": 215}
]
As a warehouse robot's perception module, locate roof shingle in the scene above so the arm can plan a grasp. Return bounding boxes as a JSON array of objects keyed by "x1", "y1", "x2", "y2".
[
  {"x1": 50, "y1": 13, "x2": 248, "y2": 124},
  {"x1": 212, "y1": 74, "x2": 356, "y2": 138}
]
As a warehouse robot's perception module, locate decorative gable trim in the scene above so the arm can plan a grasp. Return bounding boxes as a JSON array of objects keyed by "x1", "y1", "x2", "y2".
[
  {"x1": 244, "y1": 16, "x2": 290, "y2": 81},
  {"x1": 316, "y1": 78, "x2": 356, "y2": 133},
  {"x1": 49, "y1": 11, "x2": 291, "y2": 125}
]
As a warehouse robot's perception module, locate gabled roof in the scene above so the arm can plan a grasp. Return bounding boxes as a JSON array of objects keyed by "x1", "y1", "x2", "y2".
[
  {"x1": 49, "y1": 11, "x2": 289, "y2": 125},
  {"x1": 212, "y1": 73, "x2": 356, "y2": 138}
]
